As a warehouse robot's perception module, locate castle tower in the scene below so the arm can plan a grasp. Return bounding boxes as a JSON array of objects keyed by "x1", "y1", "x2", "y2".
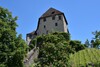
[{"x1": 26, "y1": 8, "x2": 69, "y2": 45}]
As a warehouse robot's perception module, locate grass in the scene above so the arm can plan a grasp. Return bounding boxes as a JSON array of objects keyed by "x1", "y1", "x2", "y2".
[{"x1": 69, "y1": 48, "x2": 100, "y2": 67}]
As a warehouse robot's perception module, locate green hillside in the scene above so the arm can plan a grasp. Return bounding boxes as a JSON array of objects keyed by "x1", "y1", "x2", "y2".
[{"x1": 69, "y1": 48, "x2": 100, "y2": 67}]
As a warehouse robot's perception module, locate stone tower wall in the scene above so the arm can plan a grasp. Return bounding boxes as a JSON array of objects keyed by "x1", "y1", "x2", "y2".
[{"x1": 37, "y1": 14, "x2": 68, "y2": 35}]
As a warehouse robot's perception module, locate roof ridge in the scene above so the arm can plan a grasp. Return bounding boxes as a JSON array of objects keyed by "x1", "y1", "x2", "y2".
[{"x1": 40, "y1": 8, "x2": 63, "y2": 18}]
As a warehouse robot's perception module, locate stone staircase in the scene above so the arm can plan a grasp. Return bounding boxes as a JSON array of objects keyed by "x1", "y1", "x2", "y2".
[{"x1": 24, "y1": 47, "x2": 39, "y2": 67}]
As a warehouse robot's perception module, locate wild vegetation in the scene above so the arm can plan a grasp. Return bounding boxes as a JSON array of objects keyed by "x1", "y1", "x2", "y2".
[
  {"x1": 69, "y1": 48, "x2": 100, "y2": 67},
  {"x1": 29, "y1": 32, "x2": 85, "y2": 67}
]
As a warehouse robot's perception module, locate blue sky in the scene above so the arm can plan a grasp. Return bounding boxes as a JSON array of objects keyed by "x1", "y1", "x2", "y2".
[{"x1": 0, "y1": 0, "x2": 100, "y2": 43}]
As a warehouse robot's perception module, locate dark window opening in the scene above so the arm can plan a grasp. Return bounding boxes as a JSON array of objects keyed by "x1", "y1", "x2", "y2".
[
  {"x1": 52, "y1": 16, "x2": 55, "y2": 20},
  {"x1": 46, "y1": 30, "x2": 48, "y2": 34},
  {"x1": 59, "y1": 15, "x2": 61, "y2": 20},
  {"x1": 51, "y1": 11, "x2": 55, "y2": 14},
  {"x1": 43, "y1": 18, "x2": 46, "y2": 22},
  {"x1": 55, "y1": 23, "x2": 58, "y2": 26},
  {"x1": 44, "y1": 25, "x2": 46, "y2": 28}
]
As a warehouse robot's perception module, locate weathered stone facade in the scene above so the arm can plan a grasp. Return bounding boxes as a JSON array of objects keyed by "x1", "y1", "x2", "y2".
[{"x1": 26, "y1": 8, "x2": 69, "y2": 45}]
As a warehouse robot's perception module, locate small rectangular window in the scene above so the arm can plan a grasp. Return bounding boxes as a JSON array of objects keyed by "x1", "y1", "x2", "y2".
[
  {"x1": 46, "y1": 30, "x2": 48, "y2": 34},
  {"x1": 55, "y1": 23, "x2": 58, "y2": 26},
  {"x1": 59, "y1": 16, "x2": 61, "y2": 20},
  {"x1": 52, "y1": 16, "x2": 55, "y2": 20},
  {"x1": 44, "y1": 25, "x2": 46, "y2": 28},
  {"x1": 43, "y1": 18, "x2": 46, "y2": 22}
]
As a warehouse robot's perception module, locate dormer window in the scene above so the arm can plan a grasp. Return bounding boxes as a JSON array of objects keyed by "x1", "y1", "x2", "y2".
[
  {"x1": 43, "y1": 18, "x2": 46, "y2": 22},
  {"x1": 52, "y1": 16, "x2": 55, "y2": 20},
  {"x1": 51, "y1": 11, "x2": 55, "y2": 14}
]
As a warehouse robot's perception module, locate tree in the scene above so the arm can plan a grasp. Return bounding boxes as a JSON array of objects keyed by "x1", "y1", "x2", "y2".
[
  {"x1": 85, "y1": 39, "x2": 90, "y2": 48},
  {"x1": 69, "y1": 40, "x2": 85, "y2": 52},
  {"x1": 0, "y1": 6, "x2": 27, "y2": 67},
  {"x1": 91, "y1": 31, "x2": 100, "y2": 48},
  {"x1": 32, "y1": 32, "x2": 70, "y2": 67},
  {"x1": 30, "y1": 32, "x2": 86, "y2": 66}
]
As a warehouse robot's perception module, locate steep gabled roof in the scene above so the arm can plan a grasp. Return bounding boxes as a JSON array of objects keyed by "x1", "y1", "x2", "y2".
[
  {"x1": 40, "y1": 8, "x2": 63, "y2": 18},
  {"x1": 36, "y1": 8, "x2": 68, "y2": 32}
]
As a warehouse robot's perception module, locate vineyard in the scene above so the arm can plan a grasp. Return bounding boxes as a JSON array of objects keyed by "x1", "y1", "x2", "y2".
[{"x1": 69, "y1": 48, "x2": 100, "y2": 67}]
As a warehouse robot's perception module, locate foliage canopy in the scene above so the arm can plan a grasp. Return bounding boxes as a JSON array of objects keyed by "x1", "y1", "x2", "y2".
[
  {"x1": 0, "y1": 7, "x2": 27, "y2": 67},
  {"x1": 30, "y1": 32, "x2": 85, "y2": 67}
]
